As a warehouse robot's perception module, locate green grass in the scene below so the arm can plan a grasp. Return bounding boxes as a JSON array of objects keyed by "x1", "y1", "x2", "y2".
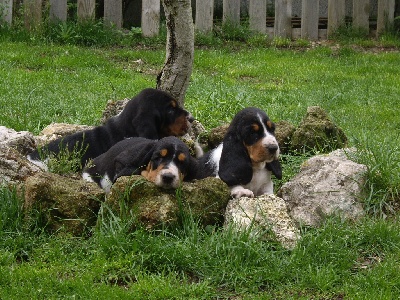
[{"x1": 1, "y1": 22, "x2": 400, "y2": 298}]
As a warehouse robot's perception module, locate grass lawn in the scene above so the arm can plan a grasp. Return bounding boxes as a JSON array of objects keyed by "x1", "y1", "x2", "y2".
[{"x1": 1, "y1": 33, "x2": 400, "y2": 299}]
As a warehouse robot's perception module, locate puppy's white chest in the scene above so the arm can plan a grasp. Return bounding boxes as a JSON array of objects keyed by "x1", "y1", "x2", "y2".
[{"x1": 244, "y1": 163, "x2": 273, "y2": 196}]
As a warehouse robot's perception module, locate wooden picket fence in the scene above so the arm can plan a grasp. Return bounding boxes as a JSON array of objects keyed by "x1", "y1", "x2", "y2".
[{"x1": 0, "y1": 0, "x2": 397, "y2": 40}]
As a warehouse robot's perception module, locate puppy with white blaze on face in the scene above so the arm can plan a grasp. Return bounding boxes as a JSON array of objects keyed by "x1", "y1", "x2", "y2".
[
  {"x1": 82, "y1": 136, "x2": 198, "y2": 193},
  {"x1": 197, "y1": 107, "x2": 282, "y2": 199}
]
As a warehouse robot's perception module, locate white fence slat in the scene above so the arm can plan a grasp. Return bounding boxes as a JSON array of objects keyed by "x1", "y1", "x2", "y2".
[
  {"x1": 327, "y1": 0, "x2": 345, "y2": 37},
  {"x1": 249, "y1": 0, "x2": 267, "y2": 33},
  {"x1": 195, "y1": 0, "x2": 214, "y2": 33},
  {"x1": 0, "y1": 0, "x2": 13, "y2": 25},
  {"x1": 49, "y1": 0, "x2": 67, "y2": 23},
  {"x1": 104, "y1": 0, "x2": 122, "y2": 28},
  {"x1": 377, "y1": 0, "x2": 395, "y2": 36},
  {"x1": 142, "y1": 0, "x2": 160, "y2": 37},
  {"x1": 223, "y1": 0, "x2": 240, "y2": 25},
  {"x1": 353, "y1": 0, "x2": 370, "y2": 32},
  {"x1": 301, "y1": 0, "x2": 319, "y2": 40},
  {"x1": 274, "y1": 0, "x2": 292, "y2": 38}
]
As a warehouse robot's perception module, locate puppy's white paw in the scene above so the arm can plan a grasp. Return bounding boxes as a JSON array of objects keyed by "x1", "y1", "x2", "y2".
[{"x1": 230, "y1": 186, "x2": 254, "y2": 198}]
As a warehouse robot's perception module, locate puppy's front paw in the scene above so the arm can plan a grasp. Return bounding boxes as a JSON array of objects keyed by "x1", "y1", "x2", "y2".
[{"x1": 230, "y1": 186, "x2": 254, "y2": 198}]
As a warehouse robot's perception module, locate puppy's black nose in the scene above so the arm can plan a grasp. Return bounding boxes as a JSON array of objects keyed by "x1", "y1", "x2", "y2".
[
  {"x1": 267, "y1": 144, "x2": 278, "y2": 153},
  {"x1": 162, "y1": 173, "x2": 175, "y2": 184},
  {"x1": 186, "y1": 112, "x2": 195, "y2": 123}
]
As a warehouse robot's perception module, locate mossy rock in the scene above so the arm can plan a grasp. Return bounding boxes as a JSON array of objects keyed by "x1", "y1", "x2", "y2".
[
  {"x1": 206, "y1": 123, "x2": 229, "y2": 150},
  {"x1": 274, "y1": 120, "x2": 296, "y2": 155},
  {"x1": 101, "y1": 175, "x2": 230, "y2": 230},
  {"x1": 24, "y1": 172, "x2": 105, "y2": 235},
  {"x1": 291, "y1": 106, "x2": 348, "y2": 153}
]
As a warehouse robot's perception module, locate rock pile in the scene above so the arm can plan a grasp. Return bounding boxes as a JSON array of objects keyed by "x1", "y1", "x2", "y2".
[{"x1": 0, "y1": 105, "x2": 367, "y2": 249}]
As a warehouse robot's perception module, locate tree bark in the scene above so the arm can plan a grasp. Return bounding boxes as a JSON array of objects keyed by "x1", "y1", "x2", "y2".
[{"x1": 156, "y1": 0, "x2": 194, "y2": 105}]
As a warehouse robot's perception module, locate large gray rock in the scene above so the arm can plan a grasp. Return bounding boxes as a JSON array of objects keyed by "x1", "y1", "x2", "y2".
[
  {"x1": 279, "y1": 149, "x2": 367, "y2": 227},
  {"x1": 24, "y1": 172, "x2": 105, "y2": 235},
  {"x1": 103, "y1": 175, "x2": 230, "y2": 230},
  {"x1": 224, "y1": 195, "x2": 300, "y2": 249}
]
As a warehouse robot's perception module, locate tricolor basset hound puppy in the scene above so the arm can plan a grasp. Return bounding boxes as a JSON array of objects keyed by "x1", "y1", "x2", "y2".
[
  {"x1": 28, "y1": 88, "x2": 193, "y2": 171},
  {"x1": 82, "y1": 136, "x2": 198, "y2": 193},
  {"x1": 197, "y1": 107, "x2": 282, "y2": 198}
]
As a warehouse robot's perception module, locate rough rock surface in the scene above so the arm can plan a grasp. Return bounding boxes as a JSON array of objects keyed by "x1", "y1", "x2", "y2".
[
  {"x1": 34, "y1": 123, "x2": 94, "y2": 146},
  {"x1": 24, "y1": 172, "x2": 105, "y2": 235},
  {"x1": 100, "y1": 98, "x2": 130, "y2": 124},
  {"x1": 0, "y1": 146, "x2": 43, "y2": 185},
  {"x1": 291, "y1": 106, "x2": 348, "y2": 152},
  {"x1": 0, "y1": 126, "x2": 36, "y2": 155},
  {"x1": 279, "y1": 149, "x2": 367, "y2": 227},
  {"x1": 224, "y1": 195, "x2": 300, "y2": 249},
  {"x1": 104, "y1": 175, "x2": 230, "y2": 230},
  {"x1": 206, "y1": 123, "x2": 229, "y2": 149}
]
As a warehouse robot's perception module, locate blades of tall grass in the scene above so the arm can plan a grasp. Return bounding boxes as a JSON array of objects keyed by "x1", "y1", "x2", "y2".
[
  {"x1": 353, "y1": 133, "x2": 400, "y2": 216},
  {"x1": 0, "y1": 186, "x2": 24, "y2": 233}
]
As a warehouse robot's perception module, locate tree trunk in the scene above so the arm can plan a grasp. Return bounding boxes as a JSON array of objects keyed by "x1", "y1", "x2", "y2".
[{"x1": 156, "y1": 0, "x2": 194, "y2": 105}]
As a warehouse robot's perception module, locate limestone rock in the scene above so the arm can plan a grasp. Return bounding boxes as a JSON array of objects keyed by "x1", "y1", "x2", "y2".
[
  {"x1": 0, "y1": 146, "x2": 43, "y2": 185},
  {"x1": 103, "y1": 175, "x2": 230, "y2": 230},
  {"x1": 278, "y1": 149, "x2": 367, "y2": 227},
  {"x1": 291, "y1": 106, "x2": 348, "y2": 152},
  {"x1": 34, "y1": 123, "x2": 94, "y2": 147},
  {"x1": 224, "y1": 195, "x2": 300, "y2": 249},
  {"x1": 0, "y1": 126, "x2": 36, "y2": 155},
  {"x1": 24, "y1": 172, "x2": 105, "y2": 235}
]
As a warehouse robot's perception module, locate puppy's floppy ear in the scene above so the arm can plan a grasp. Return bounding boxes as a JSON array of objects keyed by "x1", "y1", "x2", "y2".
[
  {"x1": 113, "y1": 142, "x2": 156, "y2": 181},
  {"x1": 266, "y1": 159, "x2": 282, "y2": 180},
  {"x1": 131, "y1": 113, "x2": 160, "y2": 139},
  {"x1": 183, "y1": 156, "x2": 199, "y2": 181},
  {"x1": 218, "y1": 134, "x2": 253, "y2": 187}
]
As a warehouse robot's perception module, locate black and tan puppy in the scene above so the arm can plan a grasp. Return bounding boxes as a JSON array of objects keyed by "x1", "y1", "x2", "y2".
[
  {"x1": 82, "y1": 136, "x2": 198, "y2": 193},
  {"x1": 197, "y1": 107, "x2": 282, "y2": 198},
  {"x1": 27, "y1": 88, "x2": 193, "y2": 170}
]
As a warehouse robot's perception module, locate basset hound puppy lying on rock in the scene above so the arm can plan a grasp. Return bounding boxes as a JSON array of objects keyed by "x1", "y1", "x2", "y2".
[{"x1": 82, "y1": 136, "x2": 198, "y2": 193}]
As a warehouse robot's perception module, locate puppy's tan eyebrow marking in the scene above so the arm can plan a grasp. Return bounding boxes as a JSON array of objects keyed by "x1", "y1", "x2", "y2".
[
  {"x1": 266, "y1": 120, "x2": 273, "y2": 129},
  {"x1": 160, "y1": 149, "x2": 168, "y2": 157},
  {"x1": 170, "y1": 100, "x2": 177, "y2": 108},
  {"x1": 252, "y1": 123, "x2": 260, "y2": 131},
  {"x1": 178, "y1": 153, "x2": 186, "y2": 161}
]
